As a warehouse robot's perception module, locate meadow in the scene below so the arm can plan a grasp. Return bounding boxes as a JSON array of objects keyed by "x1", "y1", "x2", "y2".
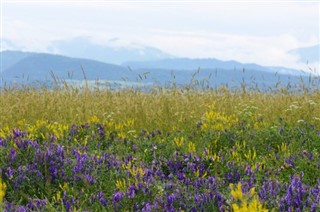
[{"x1": 0, "y1": 81, "x2": 319, "y2": 211}]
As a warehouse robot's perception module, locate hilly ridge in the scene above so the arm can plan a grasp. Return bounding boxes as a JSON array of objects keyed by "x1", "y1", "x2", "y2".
[
  {"x1": 1, "y1": 51, "x2": 133, "y2": 84},
  {"x1": 1, "y1": 50, "x2": 314, "y2": 89}
]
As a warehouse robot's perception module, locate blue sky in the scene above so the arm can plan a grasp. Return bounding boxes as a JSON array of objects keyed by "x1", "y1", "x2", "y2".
[{"x1": 1, "y1": 1, "x2": 319, "y2": 70}]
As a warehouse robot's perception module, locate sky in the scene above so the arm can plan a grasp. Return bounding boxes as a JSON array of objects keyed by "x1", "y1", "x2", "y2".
[{"x1": 1, "y1": 0, "x2": 319, "y2": 71}]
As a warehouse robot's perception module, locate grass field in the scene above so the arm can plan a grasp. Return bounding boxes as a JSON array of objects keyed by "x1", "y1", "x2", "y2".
[{"x1": 0, "y1": 82, "x2": 319, "y2": 211}]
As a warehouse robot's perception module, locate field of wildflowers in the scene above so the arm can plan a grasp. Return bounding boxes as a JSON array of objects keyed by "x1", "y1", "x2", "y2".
[{"x1": 0, "y1": 84, "x2": 319, "y2": 211}]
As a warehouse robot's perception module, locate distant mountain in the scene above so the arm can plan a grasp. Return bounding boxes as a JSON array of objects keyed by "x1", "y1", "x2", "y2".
[
  {"x1": 1, "y1": 51, "x2": 34, "y2": 71},
  {"x1": 1, "y1": 51, "x2": 134, "y2": 84},
  {"x1": 1, "y1": 50, "x2": 314, "y2": 90},
  {"x1": 124, "y1": 58, "x2": 264, "y2": 70},
  {"x1": 123, "y1": 58, "x2": 307, "y2": 76},
  {"x1": 289, "y1": 44, "x2": 320, "y2": 63},
  {"x1": 47, "y1": 37, "x2": 174, "y2": 65}
]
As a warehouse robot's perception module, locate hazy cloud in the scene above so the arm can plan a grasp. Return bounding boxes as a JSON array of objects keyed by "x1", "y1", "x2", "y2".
[{"x1": 1, "y1": 1, "x2": 319, "y2": 71}]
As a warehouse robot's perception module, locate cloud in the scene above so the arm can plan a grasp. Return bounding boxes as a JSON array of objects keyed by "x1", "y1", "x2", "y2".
[
  {"x1": 141, "y1": 29, "x2": 317, "y2": 68},
  {"x1": 1, "y1": 1, "x2": 319, "y2": 73}
]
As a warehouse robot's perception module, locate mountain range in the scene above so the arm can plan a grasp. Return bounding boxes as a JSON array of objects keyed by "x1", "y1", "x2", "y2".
[{"x1": 1, "y1": 49, "x2": 315, "y2": 90}]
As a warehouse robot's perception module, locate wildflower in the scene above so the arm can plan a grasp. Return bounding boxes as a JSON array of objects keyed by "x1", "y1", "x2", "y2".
[
  {"x1": 6, "y1": 167, "x2": 14, "y2": 179},
  {"x1": 230, "y1": 183, "x2": 243, "y2": 201},
  {"x1": 88, "y1": 116, "x2": 100, "y2": 124},
  {"x1": 188, "y1": 142, "x2": 196, "y2": 153},
  {"x1": 173, "y1": 137, "x2": 184, "y2": 147},
  {"x1": 97, "y1": 191, "x2": 108, "y2": 206},
  {"x1": 166, "y1": 193, "x2": 176, "y2": 205},
  {"x1": 115, "y1": 179, "x2": 127, "y2": 191},
  {"x1": 0, "y1": 177, "x2": 6, "y2": 203},
  {"x1": 127, "y1": 185, "x2": 136, "y2": 199},
  {"x1": 113, "y1": 191, "x2": 125, "y2": 206},
  {"x1": 230, "y1": 182, "x2": 268, "y2": 212}
]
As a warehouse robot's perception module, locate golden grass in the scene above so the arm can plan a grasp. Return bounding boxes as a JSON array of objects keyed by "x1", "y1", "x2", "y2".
[{"x1": 1, "y1": 85, "x2": 320, "y2": 131}]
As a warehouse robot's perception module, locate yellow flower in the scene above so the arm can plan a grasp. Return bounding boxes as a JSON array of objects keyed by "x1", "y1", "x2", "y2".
[
  {"x1": 129, "y1": 166, "x2": 146, "y2": 178},
  {"x1": 230, "y1": 182, "x2": 268, "y2": 212},
  {"x1": 54, "y1": 191, "x2": 62, "y2": 202},
  {"x1": 230, "y1": 183, "x2": 243, "y2": 200},
  {"x1": 174, "y1": 137, "x2": 184, "y2": 147},
  {"x1": 88, "y1": 116, "x2": 100, "y2": 124},
  {"x1": 115, "y1": 179, "x2": 127, "y2": 191},
  {"x1": 188, "y1": 142, "x2": 196, "y2": 153},
  {"x1": 195, "y1": 169, "x2": 207, "y2": 178},
  {"x1": 0, "y1": 177, "x2": 6, "y2": 203}
]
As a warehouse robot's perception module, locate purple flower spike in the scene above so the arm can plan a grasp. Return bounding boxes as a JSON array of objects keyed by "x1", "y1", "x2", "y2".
[
  {"x1": 113, "y1": 191, "x2": 125, "y2": 206},
  {"x1": 166, "y1": 193, "x2": 176, "y2": 206}
]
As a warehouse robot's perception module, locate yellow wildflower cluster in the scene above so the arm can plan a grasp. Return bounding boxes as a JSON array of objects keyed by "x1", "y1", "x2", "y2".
[
  {"x1": 203, "y1": 146, "x2": 220, "y2": 162},
  {"x1": 188, "y1": 142, "x2": 196, "y2": 153},
  {"x1": 202, "y1": 102, "x2": 239, "y2": 132},
  {"x1": 230, "y1": 141, "x2": 256, "y2": 163},
  {"x1": 88, "y1": 115, "x2": 100, "y2": 124},
  {"x1": 0, "y1": 177, "x2": 6, "y2": 203},
  {"x1": 277, "y1": 143, "x2": 290, "y2": 158},
  {"x1": 53, "y1": 182, "x2": 68, "y2": 202},
  {"x1": 173, "y1": 136, "x2": 184, "y2": 147},
  {"x1": 115, "y1": 179, "x2": 127, "y2": 192},
  {"x1": 118, "y1": 161, "x2": 146, "y2": 191},
  {"x1": 203, "y1": 134, "x2": 221, "y2": 162},
  {"x1": 27, "y1": 120, "x2": 69, "y2": 140},
  {"x1": 0, "y1": 126, "x2": 10, "y2": 139},
  {"x1": 104, "y1": 118, "x2": 136, "y2": 139},
  {"x1": 230, "y1": 182, "x2": 268, "y2": 212},
  {"x1": 122, "y1": 161, "x2": 145, "y2": 178}
]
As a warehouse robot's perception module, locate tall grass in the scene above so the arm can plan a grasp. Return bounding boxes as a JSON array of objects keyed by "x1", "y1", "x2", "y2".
[{"x1": 1, "y1": 82, "x2": 319, "y2": 132}]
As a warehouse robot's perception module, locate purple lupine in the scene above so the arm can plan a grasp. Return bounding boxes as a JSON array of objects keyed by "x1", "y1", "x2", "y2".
[
  {"x1": 16, "y1": 206, "x2": 27, "y2": 212},
  {"x1": 6, "y1": 167, "x2": 14, "y2": 179},
  {"x1": 11, "y1": 128, "x2": 27, "y2": 138},
  {"x1": 0, "y1": 138, "x2": 6, "y2": 147},
  {"x1": 133, "y1": 202, "x2": 139, "y2": 211},
  {"x1": 97, "y1": 191, "x2": 108, "y2": 206},
  {"x1": 259, "y1": 180, "x2": 280, "y2": 204},
  {"x1": 132, "y1": 144, "x2": 137, "y2": 153},
  {"x1": 279, "y1": 126, "x2": 284, "y2": 134},
  {"x1": 4, "y1": 203, "x2": 14, "y2": 212},
  {"x1": 194, "y1": 192, "x2": 202, "y2": 207},
  {"x1": 214, "y1": 192, "x2": 226, "y2": 210},
  {"x1": 112, "y1": 191, "x2": 125, "y2": 206},
  {"x1": 311, "y1": 203, "x2": 318, "y2": 212},
  {"x1": 141, "y1": 201, "x2": 153, "y2": 212},
  {"x1": 177, "y1": 172, "x2": 186, "y2": 181},
  {"x1": 84, "y1": 173, "x2": 95, "y2": 185},
  {"x1": 69, "y1": 124, "x2": 78, "y2": 136},
  {"x1": 166, "y1": 193, "x2": 176, "y2": 206},
  {"x1": 26, "y1": 198, "x2": 47, "y2": 211},
  {"x1": 9, "y1": 148, "x2": 17, "y2": 162},
  {"x1": 97, "y1": 124, "x2": 105, "y2": 140},
  {"x1": 279, "y1": 175, "x2": 309, "y2": 211},
  {"x1": 307, "y1": 153, "x2": 313, "y2": 160},
  {"x1": 62, "y1": 191, "x2": 72, "y2": 212},
  {"x1": 127, "y1": 185, "x2": 137, "y2": 199}
]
